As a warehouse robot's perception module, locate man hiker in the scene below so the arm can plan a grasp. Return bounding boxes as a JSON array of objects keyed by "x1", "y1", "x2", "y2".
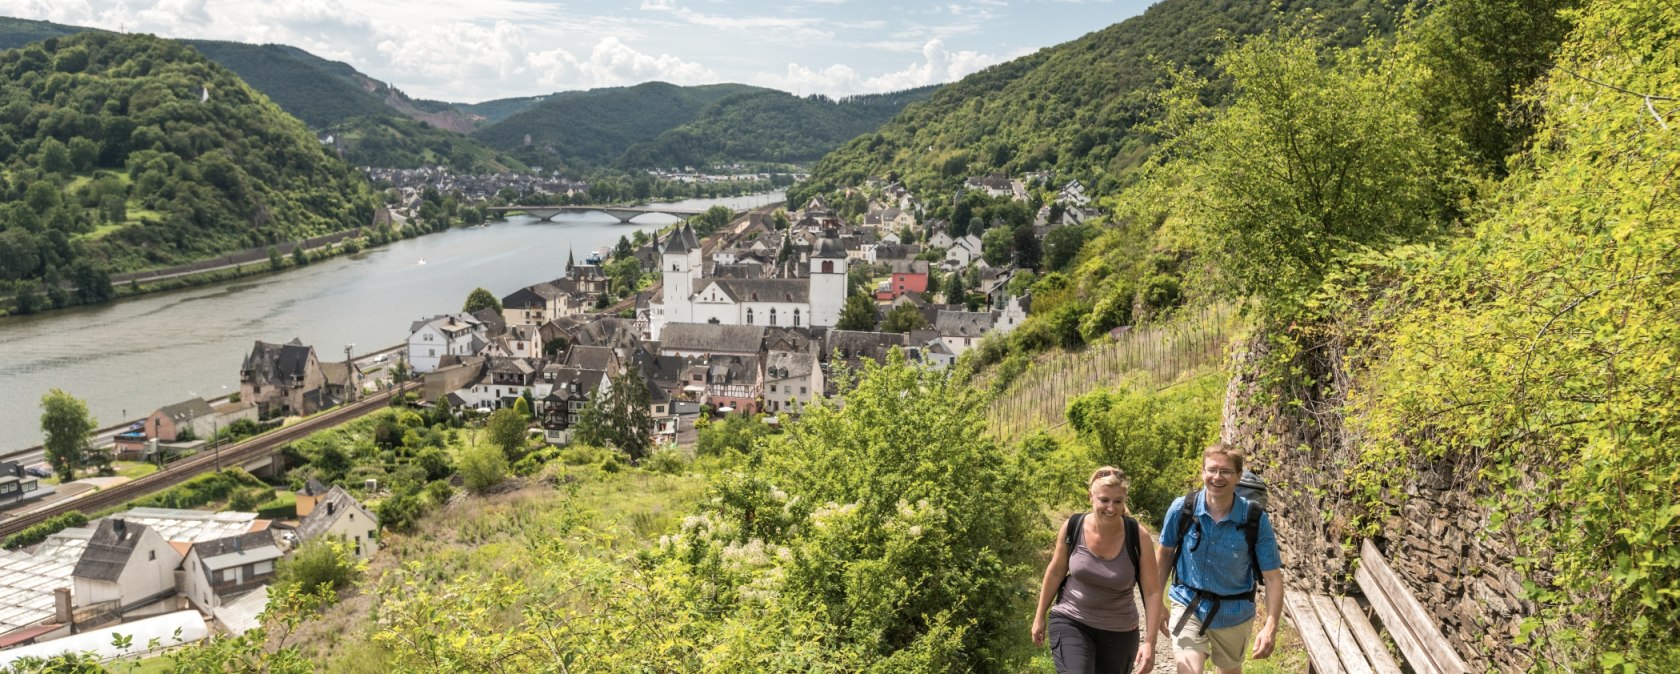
[{"x1": 1154, "y1": 444, "x2": 1284, "y2": 673}]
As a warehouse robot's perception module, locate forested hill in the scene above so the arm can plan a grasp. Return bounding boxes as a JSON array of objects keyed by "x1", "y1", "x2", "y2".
[
  {"x1": 470, "y1": 81, "x2": 768, "y2": 168},
  {"x1": 615, "y1": 86, "x2": 938, "y2": 168},
  {"x1": 0, "y1": 32, "x2": 376, "y2": 307},
  {"x1": 793, "y1": 0, "x2": 1409, "y2": 203}
]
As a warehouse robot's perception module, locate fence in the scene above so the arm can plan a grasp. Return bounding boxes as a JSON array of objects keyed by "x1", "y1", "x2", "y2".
[{"x1": 986, "y1": 303, "x2": 1237, "y2": 443}]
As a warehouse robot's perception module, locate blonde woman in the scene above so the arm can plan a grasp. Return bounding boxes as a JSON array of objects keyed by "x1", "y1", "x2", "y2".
[{"x1": 1032, "y1": 467, "x2": 1164, "y2": 673}]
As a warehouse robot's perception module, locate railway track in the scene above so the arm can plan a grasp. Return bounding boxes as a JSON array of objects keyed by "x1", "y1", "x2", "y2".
[{"x1": 0, "y1": 383, "x2": 417, "y2": 540}]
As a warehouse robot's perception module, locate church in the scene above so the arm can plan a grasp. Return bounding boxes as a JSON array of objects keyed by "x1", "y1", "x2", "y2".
[{"x1": 645, "y1": 223, "x2": 849, "y2": 340}]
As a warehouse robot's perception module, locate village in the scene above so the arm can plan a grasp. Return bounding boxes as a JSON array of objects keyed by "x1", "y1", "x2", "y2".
[{"x1": 0, "y1": 170, "x2": 1100, "y2": 660}]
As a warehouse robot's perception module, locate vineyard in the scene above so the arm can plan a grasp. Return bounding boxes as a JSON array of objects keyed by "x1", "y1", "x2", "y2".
[{"x1": 986, "y1": 303, "x2": 1237, "y2": 443}]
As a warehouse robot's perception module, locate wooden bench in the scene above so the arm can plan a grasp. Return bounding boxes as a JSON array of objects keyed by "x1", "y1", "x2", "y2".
[{"x1": 1283, "y1": 539, "x2": 1470, "y2": 674}]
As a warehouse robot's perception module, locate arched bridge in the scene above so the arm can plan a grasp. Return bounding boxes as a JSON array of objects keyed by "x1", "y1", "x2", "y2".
[{"x1": 486, "y1": 205, "x2": 711, "y2": 223}]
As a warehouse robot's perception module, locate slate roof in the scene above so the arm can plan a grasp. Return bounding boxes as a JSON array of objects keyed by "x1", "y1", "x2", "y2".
[
  {"x1": 812, "y1": 237, "x2": 846, "y2": 260},
  {"x1": 707, "y1": 355, "x2": 760, "y2": 385},
  {"x1": 158, "y1": 399, "x2": 214, "y2": 426},
  {"x1": 765, "y1": 350, "x2": 816, "y2": 381},
  {"x1": 71, "y1": 519, "x2": 150, "y2": 583},
  {"x1": 297, "y1": 486, "x2": 372, "y2": 542},
  {"x1": 936, "y1": 310, "x2": 996, "y2": 337},
  {"x1": 889, "y1": 260, "x2": 930, "y2": 275},
  {"x1": 710, "y1": 278, "x2": 809, "y2": 304},
  {"x1": 503, "y1": 282, "x2": 567, "y2": 308},
  {"x1": 826, "y1": 330, "x2": 906, "y2": 362},
  {"x1": 659, "y1": 324, "x2": 765, "y2": 355},
  {"x1": 241, "y1": 339, "x2": 315, "y2": 386},
  {"x1": 192, "y1": 531, "x2": 282, "y2": 572},
  {"x1": 563, "y1": 345, "x2": 616, "y2": 371}
]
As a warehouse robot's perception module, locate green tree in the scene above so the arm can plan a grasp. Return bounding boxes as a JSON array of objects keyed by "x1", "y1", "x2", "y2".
[
  {"x1": 614, "y1": 235, "x2": 634, "y2": 260},
  {"x1": 40, "y1": 389, "x2": 94, "y2": 482},
  {"x1": 981, "y1": 226, "x2": 1014, "y2": 266},
  {"x1": 945, "y1": 270, "x2": 966, "y2": 305},
  {"x1": 484, "y1": 408, "x2": 529, "y2": 462},
  {"x1": 462, "y1": 287, "x2": 501, "y2": 313},
  {"x1": 836, "y1": 292, "x2": 877, "y2": 331},
  {"x1": 880, "y1": 302, "x2": 928, "y2": 333},
  {"x1": 1153, "y1": 29, "x2": 1464, "y2": 321},
  {"x1": 268, "y1": 246, "x2": 283, "y2": 271},
  {"x1": 37, "y1": 137, "x2": 71, "y2": 175},
  {"x1": 573, "y1": 371, "x2": 654, "y2": 462},
  {"x1": 291, "y1": 244, "x2": 309, "y2": 266},
  {"x1": 458, "y1": 441, "x2": 508, "y2": 494}
]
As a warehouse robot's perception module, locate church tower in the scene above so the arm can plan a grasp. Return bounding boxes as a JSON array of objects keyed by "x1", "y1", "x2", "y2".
[{"x1": 808, "y1": 235, "x2": 848, "y2": 327}]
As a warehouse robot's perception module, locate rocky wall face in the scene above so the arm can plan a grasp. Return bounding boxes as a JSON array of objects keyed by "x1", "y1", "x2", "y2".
[{"x1": 1221, "y1": 336, "x2": 1536, "y2": 673}]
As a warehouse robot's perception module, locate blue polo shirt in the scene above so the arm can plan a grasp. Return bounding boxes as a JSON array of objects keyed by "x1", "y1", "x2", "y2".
[{"x1": 1158, "y1": 490, "x2": 1282, "y2": 628}]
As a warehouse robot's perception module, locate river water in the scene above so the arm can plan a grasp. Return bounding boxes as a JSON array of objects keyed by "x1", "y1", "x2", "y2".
[{"x1": 0, "y1": 192, "x2": 782, "y2": 451}]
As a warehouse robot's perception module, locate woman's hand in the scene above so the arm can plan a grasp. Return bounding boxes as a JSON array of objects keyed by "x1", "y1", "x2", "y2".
[
  {"x1": 1133, "y1": 639, "x2": 1155, "y2": 673},
  {"x1": 1031, "y1": 616, "x2": 1047, "y2": 647}
]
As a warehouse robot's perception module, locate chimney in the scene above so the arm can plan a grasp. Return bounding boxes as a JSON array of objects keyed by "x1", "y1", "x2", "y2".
[
  {"x1": 327, "y1": 502, "x2": 335, "y2": 516},
  {"x1": 113, "y1": 519, "x2": 127, "y2": 539},
  {"x1": 54, "y1": 587, "x2": 72, "y2": 626}
]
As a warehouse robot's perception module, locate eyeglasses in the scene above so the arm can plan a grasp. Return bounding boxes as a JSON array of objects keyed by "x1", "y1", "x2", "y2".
[{"x1": 1203, "y1": 468, "x2": 1236, "y2": 478}]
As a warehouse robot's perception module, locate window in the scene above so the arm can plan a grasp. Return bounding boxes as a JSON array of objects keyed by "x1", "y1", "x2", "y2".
[
  {"x1": 770, "y1": 308, "x2": 778, "y2": 326},
  {"x1": 793, "y1": 309, "x2": 801, "y2": 327},
  {"x1": 801, "y1": 387, "x2": 808, "y2": 394},
  {"x1": 770, "y1": 384, "x2": 777, "y2": 392},
  {"x1": 746, "y1": 308, "x2": 754, "y2": 324},
  {"x1": 149, "y1": 550, "x2": 156, "y2": 561},
  {"x1": 822, "y1": 261, "x2": 834, "y2": 273},
  {"x1": 428, "y1": 348, "x2": 436, "y2": 356},
  {"x1": 254, "y1": 560, "x2": 273, "y2": 576}
]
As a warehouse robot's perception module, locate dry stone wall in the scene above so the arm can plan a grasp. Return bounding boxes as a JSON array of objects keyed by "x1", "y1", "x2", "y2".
[{"x1": 1220, "y1": 337, "x2": 1537, "y2": 673}]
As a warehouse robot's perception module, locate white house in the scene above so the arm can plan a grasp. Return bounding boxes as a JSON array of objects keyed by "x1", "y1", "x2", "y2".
[
  {"x1": 946, "y1": 235, "x2": 983, "y2": 267},
  {"x1": 763, "y1": 350, "x2": 822, "y2": 415},
  {"x1": 180, "y1": 531, "x2": 282, "y2": 613},
  {"x1": 407, "y1": 313, "x2": 490, "y2": 373},
  {"x1": 935, "y1": 310, "x2": 996, "y2": 357},
  {"x1": 70, "y1": 519, "x2": 182, "y2": 617},
  {"x1": 296, "y1": 486, "x2": 379, "y2": 560}
]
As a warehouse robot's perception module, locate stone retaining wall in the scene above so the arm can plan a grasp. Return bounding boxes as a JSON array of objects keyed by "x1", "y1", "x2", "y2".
[{"x1": 1220, "y1": 336, "x2": 1536, "y2": 672}]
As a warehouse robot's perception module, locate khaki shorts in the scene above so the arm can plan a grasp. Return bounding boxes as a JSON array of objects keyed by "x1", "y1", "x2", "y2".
[{"x1": 1170, "y1": 601, "x2": 1254, "y2": 670}]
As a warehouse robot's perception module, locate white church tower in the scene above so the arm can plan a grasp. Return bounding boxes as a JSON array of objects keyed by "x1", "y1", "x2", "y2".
[
  {"x1": 808, "y1": 235, "x2": 848, "y2": 327},
  {"x1": 654, "y1": 224, "x2": 702, "y2": 336}
]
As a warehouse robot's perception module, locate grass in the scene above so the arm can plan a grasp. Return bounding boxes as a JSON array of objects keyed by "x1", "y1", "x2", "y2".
[
  {"x1": 111, "y1": 460, "x2": 161, "y2": 480},
  {"x1": 293, "y1": 465, "x2": 712, "y2": 671}
]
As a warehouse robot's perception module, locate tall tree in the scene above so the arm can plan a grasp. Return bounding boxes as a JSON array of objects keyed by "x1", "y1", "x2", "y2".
[
  {"x1": 880, "y1": 302, "x2": 928, "y2": 333},
  {"x1": 40, "y1": 389, "x2": 94, "y2": 482},
  {"x1": 573, "y1": 372, "x2": 654, "y2": 461},
  {"x1": 463, "y1": 287, "x2": 502, "y2": 313},
  {"x1": 484, "y1": 408, "x2": 529, "y2": 462},
  {"x1": 836, "y1": 293, "x2": 878, "y2": 331}
]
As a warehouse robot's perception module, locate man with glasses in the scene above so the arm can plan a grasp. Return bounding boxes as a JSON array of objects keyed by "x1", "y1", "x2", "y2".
[{"x1": 1153, "y1": 444, "x2": 1284, "y2": 673}]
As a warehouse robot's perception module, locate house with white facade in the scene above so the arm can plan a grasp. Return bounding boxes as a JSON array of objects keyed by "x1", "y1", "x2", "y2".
[
  {"x1": 296, "y1": 486, "x2": 379, "y2": 560},
  {"x1": 70, "y1": 520, "x2": 181, "y2": 620},
  {"x1": 763, "y1": 350, "x2": 822, "y2": 415},
  {"x1": 407, "y1": 314, "x2": 490, "y2": 373},
  {"x1": 180, "y1": 531, "x2": 282, "y2": 613},
  {"x1": 935, "y1": 310, "x2": 997, "y2": 356}
]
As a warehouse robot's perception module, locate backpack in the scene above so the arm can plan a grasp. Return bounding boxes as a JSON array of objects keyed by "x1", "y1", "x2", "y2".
[
  {"x1": 1054, "y1": 512, "x2": 1142, "y2": 605},
  {"x1": 1166, "y1": 470, "x2": 1270, "y2": 635}
]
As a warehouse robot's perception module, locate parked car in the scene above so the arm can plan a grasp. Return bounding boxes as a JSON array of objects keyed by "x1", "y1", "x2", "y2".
[{"x1": 25, "y1": 463, "x2": 52, "y2": 478}]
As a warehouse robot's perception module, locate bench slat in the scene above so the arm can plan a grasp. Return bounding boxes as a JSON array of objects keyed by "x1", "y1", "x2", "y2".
[
  {"x1": 1311, "y1": 594, "x2": 1376, "y2": 674},
  {"x1": 1360, "y1": 540, "x2": 1470, "y2": 674},
  {"x1": 1285, "y1": 593, "x2": 1349, "y2": 674},
  {"x1": 1357, "y1": 564, "x2": 1446, "y2": 674},
  {"x1": 1336, "y1": 595, "x2": 1404, "y2": 674}
]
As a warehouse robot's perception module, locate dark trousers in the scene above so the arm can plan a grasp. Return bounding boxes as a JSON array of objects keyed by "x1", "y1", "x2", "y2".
[{"x1": 1049, "y1": 612, "x2": 1140, "y2": 674}]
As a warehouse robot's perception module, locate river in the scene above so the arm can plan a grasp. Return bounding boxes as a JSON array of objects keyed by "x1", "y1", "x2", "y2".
[{"x1": 0, "y1": 192, "x2": 783, "y2": 451}]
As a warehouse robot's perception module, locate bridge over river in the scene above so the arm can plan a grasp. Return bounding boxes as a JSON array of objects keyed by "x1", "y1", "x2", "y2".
[{"x1": 486, "y1": 205, "x2": 709, "y2": 223}]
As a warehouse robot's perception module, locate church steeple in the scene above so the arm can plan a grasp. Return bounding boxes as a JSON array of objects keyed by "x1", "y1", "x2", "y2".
[{"x1": 566, "y1": 248, "x2": 575, "y2": 273}]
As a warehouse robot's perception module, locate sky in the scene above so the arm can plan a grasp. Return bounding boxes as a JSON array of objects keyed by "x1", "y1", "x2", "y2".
[{"x1": 0, "y1": 0, "x2": 1155, "y2": 102}]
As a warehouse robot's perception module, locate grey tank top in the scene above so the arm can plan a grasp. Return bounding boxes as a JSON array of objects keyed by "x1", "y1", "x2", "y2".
[{"x1": 1049, "y1": 520, "x2": 1140, "y2": 632}]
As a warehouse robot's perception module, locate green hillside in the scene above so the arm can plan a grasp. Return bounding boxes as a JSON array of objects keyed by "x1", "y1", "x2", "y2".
[
  {"x1": 325, "y1": 115, "x2": 528, "y2": 172},
  {"x1": 0, "y1": 16, "x2": 85, "y2": 50},
  {"x1": 183, "y1": 40, "x2": 396, "y2": 128},
  {"x1": 469, "y1": 81, "x2": 769, "y2": 168},
  {"x1": 793, "y1": 0, "x2": 1410, "y2": 204},
  {"x1": 453, "y1": 94, "x2": 549, "y2": 125},
  {"x1": 0, "y1": 32, "x2": 377, "y2": 310},
  {"x1": 615, "y1": 86, "x2": 938, "y2": 168}
]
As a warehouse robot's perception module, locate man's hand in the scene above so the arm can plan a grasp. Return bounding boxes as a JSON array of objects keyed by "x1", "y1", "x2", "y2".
[{"x1": 1251, "y1": 621, "x2": 1277, "y2": 659}]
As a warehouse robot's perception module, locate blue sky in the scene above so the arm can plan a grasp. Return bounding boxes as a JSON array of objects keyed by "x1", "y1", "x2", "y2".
[{"x1": 1, "y1": 0, "x2": 1154, "y2": 102}]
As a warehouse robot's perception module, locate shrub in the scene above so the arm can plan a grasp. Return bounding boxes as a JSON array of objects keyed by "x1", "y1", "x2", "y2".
[
  {"x1": 134, "y1": 469, "x2": 265, "y2": 509},
  {"x1": 276, "y1": 538, "x2": 363, "y2": 600},
  {"x1": 458, "y1": 442, "x2": 508, "y2": 494},
  {"x1": 642, "y1": 446, "x2": 688, "y2": 475},
  {"x1": 2, "y1": 512, "x2": 88, "y2": 549}
]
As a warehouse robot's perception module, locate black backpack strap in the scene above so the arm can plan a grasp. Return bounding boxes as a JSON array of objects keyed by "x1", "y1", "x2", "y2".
[
  {"x1": 1054, "y1": 513, "x2": 1085, "y2": 604},
  {"x1": 1124, "y1": 515, "x2": 1140, "y2": 585},
  {"x1": 1243, "y1": 504, "x2": 1264, "y2": 582},
  {"x1": 1168, "y1": 489, "x2": 1199, "y2": 582}
]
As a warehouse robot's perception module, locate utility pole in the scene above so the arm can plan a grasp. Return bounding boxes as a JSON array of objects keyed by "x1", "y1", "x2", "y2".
[{"x1": 345, "y1": 343, "x2": 357, "y2": 403}]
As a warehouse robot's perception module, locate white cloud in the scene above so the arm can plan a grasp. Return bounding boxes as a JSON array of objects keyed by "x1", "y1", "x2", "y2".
[
  {"x1": 528, "y1": 37, "x2": 717, "y2": 90},
  {"x1": 758, "y1": 39, "x2": 1001, "y2": 96}
]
